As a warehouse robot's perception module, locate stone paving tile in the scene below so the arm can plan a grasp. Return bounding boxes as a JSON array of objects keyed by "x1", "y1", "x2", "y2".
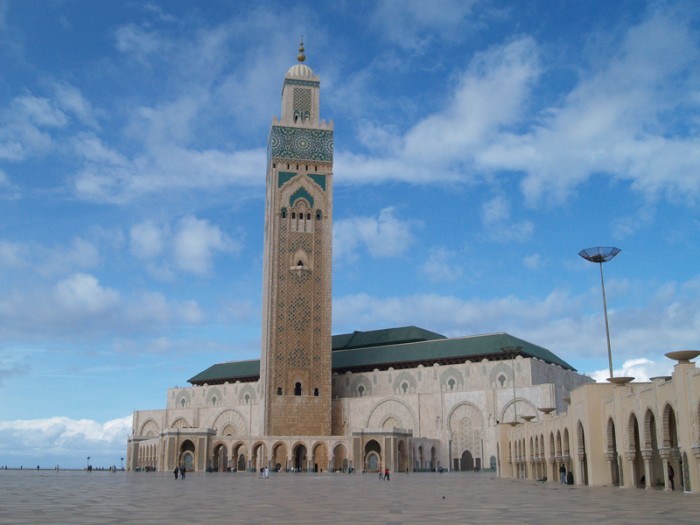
[{"x1": 0, "y1": 470, "x2": 697, "y2": 524}]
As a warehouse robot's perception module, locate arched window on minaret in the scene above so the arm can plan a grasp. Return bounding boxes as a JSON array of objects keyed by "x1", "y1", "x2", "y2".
[
  {"x1": 313, "y1": 388, "x2": 319, "y2": 397},
  {"x1": 277, "y1": 387, "x2": 283, "y2": 395},
  {"x1": 294, "y1": 382, "x2": 302, "y2": 396}
]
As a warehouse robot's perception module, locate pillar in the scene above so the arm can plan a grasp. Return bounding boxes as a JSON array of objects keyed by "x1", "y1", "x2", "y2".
[{"x1": 641, "y1": 449, "x2": 653, "y2": 489}]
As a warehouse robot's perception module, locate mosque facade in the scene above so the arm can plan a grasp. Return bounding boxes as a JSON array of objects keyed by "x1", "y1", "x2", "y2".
[{"x1": 126, "y1": 46, "x2": 700, "y2": 492}]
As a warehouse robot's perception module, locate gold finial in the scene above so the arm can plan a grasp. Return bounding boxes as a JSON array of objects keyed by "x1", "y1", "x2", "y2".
[{"x1": 297, "y1": 36, "x2": 305, "y2": 63}]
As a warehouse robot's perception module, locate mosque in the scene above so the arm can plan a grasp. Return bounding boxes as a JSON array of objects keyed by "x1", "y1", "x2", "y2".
[{"x1": 126, "y1": 44, "x2": 700, "y2": 492}]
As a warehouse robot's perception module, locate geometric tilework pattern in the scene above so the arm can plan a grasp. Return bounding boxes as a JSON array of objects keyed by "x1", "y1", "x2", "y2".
[
  {"x1": 284, "y1": 78, "x2": 320, "y2": 88},
  {"x1": 293, "y1": 87, "x2": 311, "y2": 115},
  {"x1": 270, "y1": 126, "x2": 333, "y2": 162}
]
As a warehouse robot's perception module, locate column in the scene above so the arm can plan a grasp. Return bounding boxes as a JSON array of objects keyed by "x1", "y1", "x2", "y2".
[
  {"x1": 624, "y1": 451, "x2": 636, "y2": 488},
  {"x1": 641, "y1": 449, "x2": 653, "y2": 489},
  {"x1": 659, "y1": 448, "x2": 671, "y2": 491}
]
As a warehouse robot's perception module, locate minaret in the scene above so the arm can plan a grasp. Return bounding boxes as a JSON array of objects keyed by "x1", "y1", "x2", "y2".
[{"x1": 259, "y1": 40, "x2": 334, "y2": 436}]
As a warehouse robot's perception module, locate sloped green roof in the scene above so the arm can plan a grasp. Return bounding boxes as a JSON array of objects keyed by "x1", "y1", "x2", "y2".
[
  {"x1": 332, "y1": 326, "x2": 446, "y2": 350},
  {"x1": 331, "y1": 332, "x2": 574, "y2": 373},
  {"x1": 188, "y1": 359, "x2": 260, "y2": 385},
  {"x1": 188, "y1": 328, "x2": 575, "y2": 385}
]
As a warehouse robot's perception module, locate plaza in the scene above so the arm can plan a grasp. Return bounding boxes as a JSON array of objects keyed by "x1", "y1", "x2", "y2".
[{"x1": 0, "y1": 469, "x2": 697, "y2": 524}]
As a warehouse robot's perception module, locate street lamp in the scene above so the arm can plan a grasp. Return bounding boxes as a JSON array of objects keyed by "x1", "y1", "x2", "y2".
[
  {"x1": 121, "y1": 457, "x2": 124, "y2": 471},
  {"x1": 578, "y1": 247, "x2": 620, "y2": 380}
]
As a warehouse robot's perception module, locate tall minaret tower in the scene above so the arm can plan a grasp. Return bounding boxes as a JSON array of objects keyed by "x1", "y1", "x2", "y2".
[{"x1": 259, "y1": 40, "x2": 334, "y2": 436}]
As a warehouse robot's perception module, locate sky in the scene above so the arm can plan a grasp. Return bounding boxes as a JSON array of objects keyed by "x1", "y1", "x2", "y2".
[{"x1": 1, "y1": 0, "x2": 699, "y2": 469}]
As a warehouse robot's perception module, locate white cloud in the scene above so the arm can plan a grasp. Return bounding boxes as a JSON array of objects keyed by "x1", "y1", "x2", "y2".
[
  {"x1": 37, "y1": 238, "x2": 100, "y2": 277},
  {"x1": 589, "y1": 358, "x2": 673, "y2": 383},
  {"x1": 335, "y1": 37, "x2": 540, "y2": 185},
  {"x1": 481, "y1": 195, "x2": 534, "y2": 242},
  {"x1": 523, "y1": 253, "x2": 542, "y2": 270},
  {"x1": 176, "y1": 300, "x2": 204, "y2": 324},
  {"x1": 73, "y1": 146, "x2": 266, "y2": 203},
  {"x1": 130, "y1": 221, "x2": 164, "y2": 261},
  {"x1": 334, "y1": 207, "x2": 417, "y2": 262},
  {"x1": 114, "y1": 23, "x2": 169, "y2": 60},
  {"x1": 478, "y1": 10, "x2": 700, "y2": 205},
  {"x1": 420, "y1": 246, "x2": 464, "y2": 283},
  {"x1": 0, "y1": 416, "x2": 132, "y2": 468},
  {"x1": 0, "y1": 240, "x2": 28, "y2": 268},
  {"x1": 174, "y1": 216, "x2": 237, "y2": 275},
  {"x1": 13, "y1": 95, "x2": 68, "y2": 128},
  {"x1": 333, "y1": 275, "x2": 700, "y2": 376},
  {"x1": 370, "y1": 0, "x2": 484, "y2": 50},
  {"x1": 0, "y1": 269, "x2": 207, "y2": 341},
  {"x1": 53, "y1": 273, "x2": 121, "y2": 315},
  {"x1": 0, "y1": 95, "x2": 65, "y2": 160},
  {"x1": 53, "y1": 82, "x2": 100, "y2": 129}
]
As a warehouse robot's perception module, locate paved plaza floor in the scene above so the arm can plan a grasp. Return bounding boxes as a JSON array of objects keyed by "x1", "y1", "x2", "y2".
[{"x1": 0, "y1": 469, "x2": 697, "y2": 524}]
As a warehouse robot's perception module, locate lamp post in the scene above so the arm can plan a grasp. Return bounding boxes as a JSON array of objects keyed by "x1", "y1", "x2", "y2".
[{"x1": 578, "y1": 247, "x2": 620, "y2": 380}]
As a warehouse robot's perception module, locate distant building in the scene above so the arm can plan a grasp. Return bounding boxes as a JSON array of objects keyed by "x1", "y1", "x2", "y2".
[{"x1": 129, "y1": 45, "x2": 700, "y2": 493}]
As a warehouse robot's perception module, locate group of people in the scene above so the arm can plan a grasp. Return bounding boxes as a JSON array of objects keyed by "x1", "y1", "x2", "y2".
[
  {"x1": 173, "y1": 465, "x2": 186, "y2": 480},
  {"x1": 379, "y1": 467, "x2": 390, "y2": 481}
]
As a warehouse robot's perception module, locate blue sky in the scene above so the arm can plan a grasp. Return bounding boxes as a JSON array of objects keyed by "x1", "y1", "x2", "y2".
[{"x1": 1, "y1": 0, "x2": 699, "y2": 468}]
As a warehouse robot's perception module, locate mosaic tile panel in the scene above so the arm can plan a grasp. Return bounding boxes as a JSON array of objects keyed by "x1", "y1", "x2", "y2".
[
  {"x1": 278, "y1": 171, "x2": 327, "y2": 192},
  {"x1": 290, "y1": 186, "x2": 314, "y2": 208},
  {"x1": 284, "y1": 78, "x2": 320, "y2": 88},
  {"x1": 270, "y1": 126, "x2": 333, "y2": 162}
]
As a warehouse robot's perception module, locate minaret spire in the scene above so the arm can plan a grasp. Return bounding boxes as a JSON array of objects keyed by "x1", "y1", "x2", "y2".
[{"x1": 297, "y1": 37, "x2": 306, "y2": 63}]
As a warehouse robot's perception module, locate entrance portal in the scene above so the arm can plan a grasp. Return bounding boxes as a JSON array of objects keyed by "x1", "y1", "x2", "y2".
[{"x1": 460, "y1": 450, "x2": 474, "y2": 471}]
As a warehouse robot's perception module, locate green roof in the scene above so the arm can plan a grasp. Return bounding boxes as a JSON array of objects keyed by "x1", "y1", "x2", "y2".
[
  {"x1": 188, "y1": 359, "x2": 260, "y2": 385},
  {"x1": 188, "y1": 327, "x2": 575, "y2": 385},
  {"x1": 332, "y1": 326, "x2": 446, "y2": 350}
]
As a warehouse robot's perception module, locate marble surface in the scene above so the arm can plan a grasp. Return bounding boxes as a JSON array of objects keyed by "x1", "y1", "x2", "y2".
[{"x1": 0, "y1": 469, "x2": 697, "y2": 524}]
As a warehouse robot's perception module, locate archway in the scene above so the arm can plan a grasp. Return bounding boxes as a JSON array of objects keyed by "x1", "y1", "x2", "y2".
[
  {"x1": 272, "y1": 442, "x2": 288, "y2": 472},
  {"x1": 293, "y1": 444, "x2": 308, "y2": 472},
  {"x1": 606, "y1": 418, "x2": 620, "y2": 486},
  {"x1": 644, "y1": 409, "x2": 663, "y2": 487},
  {"x1": 364, "y1": 439, "x2": 381, "y2": 472},
  {"x1": 397, "y1": 440, "x2": 408, "y2": 473},
  {"x1": 212, "y1": 443, "x2": 228, "y2": 472},
  {"x1": 628, "y1": 414, "x2": 644, "y2": 487},
  {"x1": 232, "y1": 443, "x2": 246, "y2": 472},
  {"x1": 312, "y1": 442, "x2": 328, "y2": 472},
  {"x1": 662, "y1": 404, "x2": 680, "y2": 490},
  {"x1": 252, "y1": 442, "x2": 266, "y2": 472},
  {"x1": 576, "y1": 421, "x2": 588, "y2": 485},
  {"x1": 180, "y1": 440, "x2": 195, "y2": 471},
  {"x1": 460, "y1": 450, "x2": 474, "y2": 471},
  {"x1": 333, "y1": 443, "x2": 348, "y2": 472}
]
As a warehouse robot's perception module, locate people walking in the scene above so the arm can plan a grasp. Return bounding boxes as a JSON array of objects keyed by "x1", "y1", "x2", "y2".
[
  {"x1": 668, "y1": 463, "x2": 674, "y2": 490},
  {"x1": 173, "y1": 467, "x2": 179, "y2": 480},
  {"x1": 559, "y1": 463, "x2": 566, "y2": 484}
]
